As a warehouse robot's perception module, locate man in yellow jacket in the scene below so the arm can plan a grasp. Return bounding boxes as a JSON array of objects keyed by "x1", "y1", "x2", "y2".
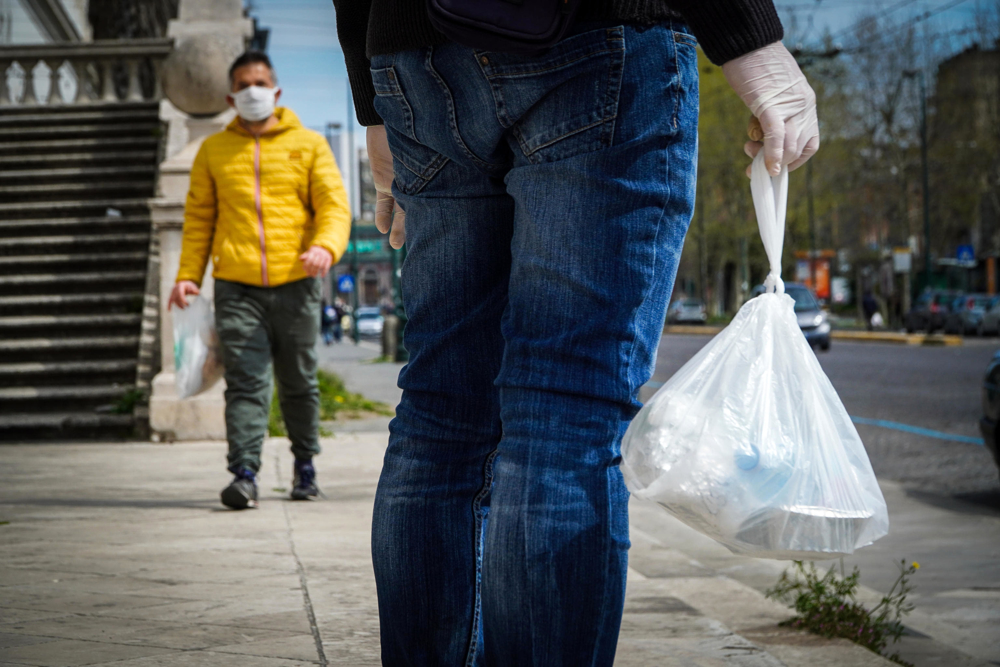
[{"x1": 168, "y1": 52, "x2": 351, "y2": 510}]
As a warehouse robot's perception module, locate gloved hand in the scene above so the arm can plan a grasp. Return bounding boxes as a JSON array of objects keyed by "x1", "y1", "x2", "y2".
[
  {"x1": 722, "y1": 42, "x2": 819, "y2": 175},
  {"x1": 367, "y1": 125, "x2": 406, "y2": 249}
]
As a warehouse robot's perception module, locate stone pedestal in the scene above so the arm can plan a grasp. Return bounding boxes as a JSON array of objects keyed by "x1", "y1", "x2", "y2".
[{"x1": 147, "y1": 0, "x2": 250, "y2": 441}]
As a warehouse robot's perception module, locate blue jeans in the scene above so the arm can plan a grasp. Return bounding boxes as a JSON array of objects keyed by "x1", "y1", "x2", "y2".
[{"x1": 370, "y1": 21, "x2": 699, "y2": 666}]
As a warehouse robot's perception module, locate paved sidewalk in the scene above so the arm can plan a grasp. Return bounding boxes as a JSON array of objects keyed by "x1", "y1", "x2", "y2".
[{"x1": 1, "y1": 437, "x2": 894, "y2": 667}]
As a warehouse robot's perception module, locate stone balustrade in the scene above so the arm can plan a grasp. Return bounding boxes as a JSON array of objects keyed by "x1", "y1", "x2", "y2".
[{"x1": 0, "y1": 38, "x2": 173, "y2": 107}]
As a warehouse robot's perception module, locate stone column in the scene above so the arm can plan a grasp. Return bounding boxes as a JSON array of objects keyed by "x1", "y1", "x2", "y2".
[{"x1": 148, "y1": 0, "x2": 251, "y2": 441}]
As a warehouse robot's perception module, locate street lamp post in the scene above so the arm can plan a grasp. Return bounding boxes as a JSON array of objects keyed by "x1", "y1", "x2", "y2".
[{"x1": 904, "y1": 68, "x2": 932, "y2": 292}]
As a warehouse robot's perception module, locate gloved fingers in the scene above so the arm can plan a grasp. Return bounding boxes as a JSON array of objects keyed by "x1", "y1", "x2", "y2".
[
  {"x1": 758, "y1": 108, "x2": 785, "y2": 176},
  {"x1": 747, "y1": 115, "x2": 764, "y2": 143},
  {"x1": 782, "y1": 121, "x2": 803, "y2": 173},
  {"x1": 389, "y1": 201, "x2": 406, "y2": 249},
  {"x1": 787, "y1": 134, "x2": 820, "y2": 172},
  {"x1": 375, "y1": 190, "x2": 395, "y2": 234}
]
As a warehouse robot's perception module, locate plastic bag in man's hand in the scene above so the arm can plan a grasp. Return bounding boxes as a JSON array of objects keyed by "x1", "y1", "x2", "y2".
[
  {"x1": 173, "y1": 296, "x2": 224, "y2": 399},
  {"x1": 621, "y1": 153, "x2": 888, "y2": 560}
]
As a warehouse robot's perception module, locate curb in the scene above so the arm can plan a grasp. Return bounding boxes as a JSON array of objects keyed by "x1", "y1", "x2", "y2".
[{"x1": 663, "y1": 325, "x2": 964, "y2": 347}]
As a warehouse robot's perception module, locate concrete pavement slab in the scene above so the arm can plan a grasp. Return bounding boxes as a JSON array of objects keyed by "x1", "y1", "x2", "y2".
[
  {"x1": 0, "y1": 433, "x2": 912, "y2": 666},
  {"x1": 0, "y1": 638, "x2": 174, "y2": 666},
  {"x1": 85, "y1": 654, "x2": 317, "y2": 666}
]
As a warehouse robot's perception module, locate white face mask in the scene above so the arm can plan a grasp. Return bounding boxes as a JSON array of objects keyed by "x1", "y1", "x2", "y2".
[{"x1": 232, "y1": 85, "x2": 278, "y2": 122}]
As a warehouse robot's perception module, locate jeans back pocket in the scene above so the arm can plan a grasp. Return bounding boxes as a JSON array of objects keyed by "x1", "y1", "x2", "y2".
[
  {"x1": 371, "y1": 59, "x2": 450, "y2": 195},
  {"x1": 478, "y1": 25, "x2": 626, "y2": 163}
]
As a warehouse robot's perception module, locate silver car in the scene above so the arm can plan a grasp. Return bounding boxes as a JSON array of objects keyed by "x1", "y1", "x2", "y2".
[
  {"x1": 968, "y1": 295, "x2": 1000, "y2": 336},
  {"x1": 355, "y1": 307, "x2": 385, "y2": 337},
  {"x1": 667, "y1": 298, "x2": 708, "y2": 324}
]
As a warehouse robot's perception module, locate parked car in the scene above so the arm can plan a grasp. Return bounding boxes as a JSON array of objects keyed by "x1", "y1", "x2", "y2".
[
  {"x1": 751, "y1": 282, "x2": 831, "y2": 351},
  {"x1": 904, "y1": 290, "x2": 961, "y2": 333},
  {"x1": 667, "y1": 298, "x2": 708, "y2": 324},
  {"x1": 355, "y1": 307, "x2": 385, "y2": 336},
  {"x1": 976, "y1": 297, "x2": 1000, "y2": 336},
  {"x1": 944, "y1": 294, "x2": 997, "y2": 336},
  {"x1": 978, "y1": 350, "x2": 1000, "y2": 481}
]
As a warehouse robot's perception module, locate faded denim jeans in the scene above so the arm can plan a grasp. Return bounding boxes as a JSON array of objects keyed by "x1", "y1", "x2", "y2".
[{"x1": 370, "y1": 20, "x2": 699, "y2": 667}]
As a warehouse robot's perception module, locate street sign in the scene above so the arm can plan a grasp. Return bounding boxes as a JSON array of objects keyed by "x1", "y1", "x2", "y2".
[
  {"x1": 957, "y1": 244, "x2": 975, "y2": 263},
  {"x1": 337, "y1": 274, "x2": 355, "y2": 293},
  {"x1": 893, "y1": 247, "x2": 911, "y2": 273}
]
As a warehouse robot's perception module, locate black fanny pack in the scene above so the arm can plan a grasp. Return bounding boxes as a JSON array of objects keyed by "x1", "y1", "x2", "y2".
[{"x1": 427, "y1": 0, "x2": 582, "y2": 55}]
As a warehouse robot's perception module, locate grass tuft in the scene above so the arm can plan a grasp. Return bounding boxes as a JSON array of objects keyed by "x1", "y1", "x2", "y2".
[{"x1": 268, "y1": 369, "x2": 393, "y2": 436}]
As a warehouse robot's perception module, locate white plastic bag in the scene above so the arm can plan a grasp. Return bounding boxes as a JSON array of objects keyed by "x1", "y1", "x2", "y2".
[
  {"x1": 173, "y1": 296, "x2": 224, "y2": 399},
  {"x1": 621, "y1": 152, "x2": 889, "y2": 560}
]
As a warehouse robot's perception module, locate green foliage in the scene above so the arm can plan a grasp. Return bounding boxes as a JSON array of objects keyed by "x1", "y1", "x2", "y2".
[
  {"x1": 113, "y1": 389, "x2": 146, "y2": 415},
  {"x1": 268, "y1": 370, "x2": 393, "y2": 437},
  {"x1": 766, "y1": 560, "x2": 919, "y2": 666}
]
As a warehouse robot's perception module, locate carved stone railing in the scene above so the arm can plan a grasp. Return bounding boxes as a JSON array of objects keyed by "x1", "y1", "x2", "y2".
[{"x1": 0, "y1": 38, "x2": 173, "y2": 107}]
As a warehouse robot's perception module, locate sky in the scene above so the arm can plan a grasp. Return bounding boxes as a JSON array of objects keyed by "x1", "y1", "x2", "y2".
[{"x1": 245, "y1": 0, "x2": 990, "y2": 132}]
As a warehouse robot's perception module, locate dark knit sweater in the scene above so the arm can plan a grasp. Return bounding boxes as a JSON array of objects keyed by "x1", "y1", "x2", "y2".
[{"x1": 333, "y1": 0, "x2": 783, "y2": 126}]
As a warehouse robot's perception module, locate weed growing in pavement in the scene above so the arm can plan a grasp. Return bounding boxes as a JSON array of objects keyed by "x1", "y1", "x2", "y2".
[
  {"x1": 268, "y1": 369, "x2": 393, "y2": 436},
  {"x1": 766, "y1": 559, "x2": 919, "y2": 666}
]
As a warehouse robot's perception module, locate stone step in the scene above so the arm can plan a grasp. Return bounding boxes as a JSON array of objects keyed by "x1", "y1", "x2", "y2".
[
  {"x1": 0, "y1": 251, "x2": 148, "y2": 267},
  {"x1": 0, "y1": 271, "x2": 146, "y2": 293},
  {"x1": 0, "y1": 165, "x2": 158, "y2": 181},
  {"x1": 0, "y1": 292, "x2": 145, "y2": 312},
  {"x1": 0, "y1": 136, "x2": 159, "y2": 155},
  {"x1": 0, "y1": 232, "x2": 149, "y2": 250},
  {"x1": 0, "y1": 107, "x2": 160, "y2": 126},
  {"x1": 0, "y1": 384, "x2": 134, "y2": 401},
  {"x1": 0, "y1": 150, "x2": 158, "y2": 167},
  {"x1": 0, "y1": 197, "x2": 151, "y2": 217},
  {"x1": 0, "y1": 215, "x2": 149, "y2": 233},
  {"x1": 0, "y1": 181, "x2": 155, "y2": 200},
  {"x1": 0, "y1": 411, "x2": 134, "y2": 431},
  {"x1": 0, "y1": 123, "x2": 161, "y2": 140},
  {"x1": 0, "y1": 359, "x2": 137, "y2": 377},
  {"x1": 0, "y1": 313, "x2": 143, "y2": 330},
  {"x1": 0, "y1": 335, "x2": 139, "y2": 353}
]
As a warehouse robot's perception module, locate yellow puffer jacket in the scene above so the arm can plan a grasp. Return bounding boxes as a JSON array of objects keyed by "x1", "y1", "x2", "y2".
[{"x1": 176, "y1": 108, "x2": 351, "y2": 287}]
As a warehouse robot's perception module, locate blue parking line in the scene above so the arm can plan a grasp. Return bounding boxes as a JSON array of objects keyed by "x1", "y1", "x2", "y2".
[
  {"x1": 640, "y1": 382, "x2": 984, "y2": 446},
  {"x1": 849, "y1": 417, "x2": 984, "y2": 446}
]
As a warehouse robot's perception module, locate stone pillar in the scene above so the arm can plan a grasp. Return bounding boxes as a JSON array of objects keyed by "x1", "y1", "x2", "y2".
[{"x1": 148, "y1": 0, "x2": 251, "y2": 441}]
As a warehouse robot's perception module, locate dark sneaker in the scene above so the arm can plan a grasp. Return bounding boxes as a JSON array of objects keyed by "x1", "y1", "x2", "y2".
[
  {"x1": 291, "y1": 458, "x2": 319, "y2": 500},
  {"x1": 221, "y1": 468, "x2": 259, "y2": 509}
]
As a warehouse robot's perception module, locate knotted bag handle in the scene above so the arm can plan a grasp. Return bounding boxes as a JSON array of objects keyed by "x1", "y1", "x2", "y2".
[{"x1": 750, "y1": 151, "x2": 789, "y2": 295}]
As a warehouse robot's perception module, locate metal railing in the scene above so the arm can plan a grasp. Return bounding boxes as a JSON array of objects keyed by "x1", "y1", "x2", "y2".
[{"x1": 0, "y1": 38, "x2": 173, "y2": 107}]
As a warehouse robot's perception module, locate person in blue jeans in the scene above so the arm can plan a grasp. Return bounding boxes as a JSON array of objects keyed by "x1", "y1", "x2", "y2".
[{"x1": 333, "y1": 1, "x2": 819, "y2": 664}]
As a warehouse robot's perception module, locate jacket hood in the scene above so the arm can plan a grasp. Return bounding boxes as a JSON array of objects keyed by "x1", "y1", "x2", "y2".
[{"x1": 226, "y1": 107, "x2": 302, "y2": 137}]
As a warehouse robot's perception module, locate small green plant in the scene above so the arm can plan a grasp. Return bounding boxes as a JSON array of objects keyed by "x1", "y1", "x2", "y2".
[
  {"x1": 766, "y1": 560, "x2": 919, "y2": 666},
  {"x1": 0, "y1": 521, "x2": 10, "y2": 526},
  {"x1": 113, "y1": 389, "x2": 147, "y2": 414},
  {"x1": 268, "y1": 370, "x2": 393, "y2": 436}
]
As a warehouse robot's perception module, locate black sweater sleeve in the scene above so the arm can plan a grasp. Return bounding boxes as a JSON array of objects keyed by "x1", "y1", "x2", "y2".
[
  {"x1": 333, "y1": 0, "x2": 783, "y2": 127},
  {"x1": 669, "y1": 0, "x2": 783, "y2": 65},
  {"x1": 332, "y1": 0, "x2": 382, "y2": 127}
]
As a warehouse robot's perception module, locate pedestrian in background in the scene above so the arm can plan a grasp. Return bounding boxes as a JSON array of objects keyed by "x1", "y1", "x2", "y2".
[
  {"x1": 334, "y1": 0, "x2": 819, "y2": 662},
  {"x1": 863, "y1": 290, "x2": 880, "y2": 331},
  {"x1": 167, "y1": 51, "x2": 351, "y2": 510}
]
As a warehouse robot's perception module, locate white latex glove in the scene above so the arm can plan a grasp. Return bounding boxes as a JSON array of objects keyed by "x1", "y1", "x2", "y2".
[
  {"x1": 722, "y1": 42, "x2": 819, "y2": 175},
  {"x1": 367, "y1": 125, "x2": 406, "y2": 249}
]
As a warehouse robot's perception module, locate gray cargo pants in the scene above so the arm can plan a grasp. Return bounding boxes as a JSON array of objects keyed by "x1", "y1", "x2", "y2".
[{"x1": 214, "y1": 277, "x2": 321, "y2": 473}]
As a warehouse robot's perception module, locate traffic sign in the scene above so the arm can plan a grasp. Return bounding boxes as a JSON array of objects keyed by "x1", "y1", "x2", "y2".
[
  {"x1": 957, "y1": 245, "x2": 975, "y2": 263},
  {"x1": 337, "y1": 274, "x2": 355, "y2": 293}
]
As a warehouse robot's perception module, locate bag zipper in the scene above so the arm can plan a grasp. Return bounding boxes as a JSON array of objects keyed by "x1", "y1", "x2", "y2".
[{"x1": 254, "y1": 137, "x2": 269, "y2": 286}]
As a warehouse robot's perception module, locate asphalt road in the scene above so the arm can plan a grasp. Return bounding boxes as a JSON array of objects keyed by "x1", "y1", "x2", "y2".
[{"x1": 646, "y1": 334, "x2": 1000, "y2": 497}]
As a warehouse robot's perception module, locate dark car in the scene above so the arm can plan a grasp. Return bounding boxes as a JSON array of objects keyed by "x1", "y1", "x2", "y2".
[
  {"x1": 751, "y1": 282, "x2": 831, "y2": 351},
  {"x1": 978, "y1": 351, "x2": 1000, "y2": 481},
  {"x1": 905, "y1": 290, "x2": 962, "y2": 333},
  {"x1": 944, "y1": 294, "x2": 996, "y2": 336}
]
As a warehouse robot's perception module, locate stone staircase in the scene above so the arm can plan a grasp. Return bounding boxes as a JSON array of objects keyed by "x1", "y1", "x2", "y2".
[{"x1": 0, "y1": 102, "x2": 162, "y2": 440}]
